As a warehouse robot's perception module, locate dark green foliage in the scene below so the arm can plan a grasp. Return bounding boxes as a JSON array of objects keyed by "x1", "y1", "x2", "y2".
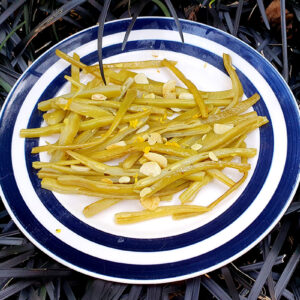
[{"x1": 0, "y1": 1, "x2": 299, "y2": 299}]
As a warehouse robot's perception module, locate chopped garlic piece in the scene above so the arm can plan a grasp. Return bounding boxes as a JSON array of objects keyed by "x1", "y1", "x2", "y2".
[
  {"x1": 140, "y1": 196, "x2": 160, "y2": 210},
  {"x1": 191, "y1": 143, "x2": 203, "y2": 151},
  {"x1": 213, "y1": 123, "x2": 234, "y2": 134},
  {"x1": 136, "y1": 124, "x2": 149, "y2": 134},
  {"x1": 140, "y1": 162, "x2": 161, "y2": 177},
  {"x1": 164, "y1": 92, "x2": 177, "y2": 99},
  {"x1": 171, "y1": 107, "x2": 181, "y2": 112},
  {"x1": 119, "y1": 176, "x2": 131, "y2": 183},
  {"x1": 134, "y1": 73, "x2": 149, "y2": 84},
  {"x1": 179, "y1": 92, "x2": 194, "y2": 99},
  {"x1": 202, "y1": 134, "x2": 207, "y2": 141},
  {"x1": 163, "y1": 80, "x2": 176, "y2": 98},
  {"x1": 91, "y1": 94, "x2": 107, "y2": 100},
  {"x1": 144, "y1": 152, "x2": 168, "y2": 168},
  {"x1": 106, "y1": 141, "x2": 126, "y2": 150},
  {"x1": 147, "y1": 132, "x2": 162, "y2": 145},
  {"x1": 209, "y1": 151, "x2": 218, "y2": 161},
  {"x1": 140, "y1": 187, "x2": 152, "y2": 198}
]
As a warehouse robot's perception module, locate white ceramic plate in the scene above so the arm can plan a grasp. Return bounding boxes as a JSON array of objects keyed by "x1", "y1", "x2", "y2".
[{"x1": 0, "y1": 17, "x2": 299, "y2": 284}]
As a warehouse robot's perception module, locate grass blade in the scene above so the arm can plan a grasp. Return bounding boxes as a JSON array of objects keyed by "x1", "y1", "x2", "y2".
[
  {"x1": 164, "y1": 0, "x2": 184, "y2": 43},
  {"x1": 233, "y1": 0, "x2": 244, "y2": 36},
  {"x1": 0, "y1": 251, "x2": 35, "y2": 268},
  {"x1": 122, "y1": 0, "x2": 152, "y2": 51},
  {"x1": 146, "y1": 285, "x2": 162, "y2": 300},
  {"x1": 0, "y1": 280, "x2": 36, "y2": 300},
  {"x1": 0, "y1": 268, "x2": 72, "y2": 278},
  {"x1": 221, "y1": 267, "x2": 239, "y2": 300},
  {"x1": 275, "y1": 243, "x2": 300, "y2": 299},
  {"x1": 97, "y1": 0, "x2": 112, "y2": 85},
  {"x1": 13, "y1": 0, "x2": 87, "y2": 57},
  {"x1": 202, "y1": 276, "x2": 232, "y2": 300},
  {"x1": 184, "y1": 276, "x2": 201, "y2": 300},
  {"x1": 256, "y1": 0, "x2": 270, "y2": 30},
  {"x1": 152, "y1": 0, "x2": 171, "y2": 17},
  {"x1": 0, "y1": 0, "x2": 26, "y2": 26},
  {"x1": 0, "y1": 21, "x2": 25, "y2": 52},
  {"x1": 62, "y1": 281, "x2": 76, "y2": 300},
  {"x1": 248, "y1": 220, "x2": 291, "y2": 300},
  {"x1": 128, "y1": 284, "x2": 143, "y2": 300},
  {"x1": 280, "y1": 0, "x2": 288, "y2": 81},
  {"x1": 0, "y1": 77, "x2": 12, "y2": 93}
]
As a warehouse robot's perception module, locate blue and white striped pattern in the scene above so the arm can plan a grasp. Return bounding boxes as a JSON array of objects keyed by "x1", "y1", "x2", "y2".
[{"x1": 0, "y1": 17, "x2": 299, "y2": 283}]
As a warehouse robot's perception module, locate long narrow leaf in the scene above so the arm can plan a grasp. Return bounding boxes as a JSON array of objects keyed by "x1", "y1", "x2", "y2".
[
  {"x1": 164, "y1": 0, "x2": 184, "y2": 43},
  {"x1": 128, "y1": 284, "x2": 143, "y2": 300},
  {"x1": 97, "y1": 0, "x2": 112, "y2": 85},
  {"x1": 13, "y1": 0, "x2": 87, "y2": 57},
  {"x1": 0, "y1": 77, "x2": 12, "y2": 93},
  {"x1": 202, "y1": 276, "x2": 232, "y2": 300},
  {"x1": 233, "y1": 0, "x2": 244, "y2": 36},
  {"x1": 62, "y1": 281, "x2": 76, "y2": 300},
  {"x1": 247, "y1": 220, "x2": 291, "y2": 300},
  {"x1": 0, "y1": 21, "x2": 25, "y2": 52},
  {"x1": 0, "y1": 280, "x2": 36, "y2": 300},
  {"x1": 0, "y1": 250, "x2": 35, "y2": 268},
  {"x1": 0, "y1": 0, "x2": 26, "y2": 26},
  {"x1": 275, "y1": 243, "x2": 300, "y2": 299},
  {"x1": 184, "y1": 277, "x2": 201, "y2": 300},
  {"x1": 280, "y1": 0, "x2": 288, "y2": 81},
  {"x1": 256, "y1": 0, "x2": 270, "y2": 30},
  {"x1": 221, "y1": 267, "x2": 239, "y2": 300},
  {"x1": 152, "y1": 0, "x2": 171, "y2": 16},
  {"x1": 122, "y1": 0, "x2": 152, "y2": 51},
  {"x1": 0, "y1": 268, "x2": 72, "y2": 278}
]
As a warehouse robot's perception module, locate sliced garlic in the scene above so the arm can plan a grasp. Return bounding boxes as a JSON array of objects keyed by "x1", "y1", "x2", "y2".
[
  {"x1": 191, "y1": 143, "x2": 203, "y2": 151},
  {"x1": 140, "y1": 187, "x2": 152, "y2": 198},
  {"x1": 178, "y1": 92, "x2": 194, "y2": 99},
  {"x1": 144, "y1": 152, "x2": 168, "y2": 168},
  {"x1": 171, "y1": 107, "x2": 181, "y2": 112},
  {"x1": 118, "y1": 176, "x2": 131, "y2": 183},
  {"x1": 140, "y1": 196, "x2": 160, "y2": 210},
  {"x1": 163, "y1": 80, "x2": 176, "y2": 98},
  {"x1": 143, "y1": 93, "x2": 155, "y2": 99},
  {"x1": 91, "y1": 94, "x2": 107, "y2": 100},
  {"x1": 136, "y1": 124, "x2": 150, "y2": 134},
  {"x1": 209, "y1": 151, "x2": 218, "y2": 161},
  {"x1": 214, "y1": 123, "x2": 234, "y2": 134},
  {"x1": 140, "y1": 161, "x2": 161, "y2": 177},
  {"x1": 106, "y1": 141, "x2": 126, "y2": 150},
  {"x1": 164, "y1": 92, "x2": 177, "y2": 99},
  {"x1": 134, "y1": 73, "x2": 149, "y2": 84},
  {"x1": 147, "y1": 132, "x2": 162, "y2": 145}
]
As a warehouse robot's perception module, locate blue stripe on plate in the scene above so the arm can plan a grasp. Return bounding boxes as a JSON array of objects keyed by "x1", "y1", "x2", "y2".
[
  {"x1": 0, "y1": 18, "x2": 299, "y2": 282},
  {"x1": 25, "y1": 39, "x2": 273, "y2": 252}
]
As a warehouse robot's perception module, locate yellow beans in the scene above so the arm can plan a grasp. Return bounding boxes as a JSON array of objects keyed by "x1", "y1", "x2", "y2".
[{"x1": 20, "y1": 50, "x2": 268, "y2": 224}]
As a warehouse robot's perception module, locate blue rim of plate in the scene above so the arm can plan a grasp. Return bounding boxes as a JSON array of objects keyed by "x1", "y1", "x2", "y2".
[{"x1": 0, "y1": 17, "x2": 299, "y2": 283}]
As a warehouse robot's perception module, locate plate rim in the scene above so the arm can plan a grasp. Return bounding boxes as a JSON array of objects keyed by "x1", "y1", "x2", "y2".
[{"x1": 0, "y1": 16, "x2": 299, "y2": 284}]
